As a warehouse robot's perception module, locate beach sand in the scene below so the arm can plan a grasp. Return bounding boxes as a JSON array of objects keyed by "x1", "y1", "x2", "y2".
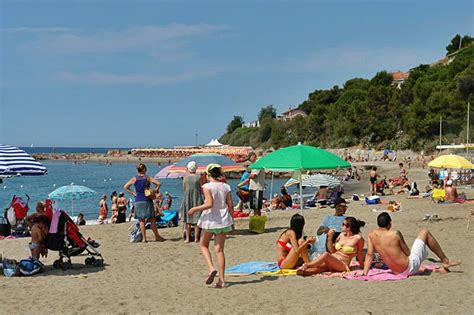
[{"x1": 1, "y1": 161, "x2": 473, "y2": 314}]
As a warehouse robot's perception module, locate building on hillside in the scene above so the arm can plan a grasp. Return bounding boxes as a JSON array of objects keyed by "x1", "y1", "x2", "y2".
[
  {"x1": 242, "y1": 121, "x2": 260, "y2": 128},
  {"x1": 391, "y1": 71, "x2": 410, "y2": 89},
  {"x1": 281, "y1": 107, "x2": 307, "y2": 121}
]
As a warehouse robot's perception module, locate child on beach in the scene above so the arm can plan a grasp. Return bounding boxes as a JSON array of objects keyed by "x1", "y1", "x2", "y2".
[{"x1": 188, "y1": 163, "x2": 234, "y2": 288}]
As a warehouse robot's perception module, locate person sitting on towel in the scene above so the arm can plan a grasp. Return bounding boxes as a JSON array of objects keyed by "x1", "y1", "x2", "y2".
[
  {"x1": 276, "y1": 214, "x2": 315, "y2": 269},
  {"x1": 361, "y1": 212, "x2": 461, "y2": 276}
]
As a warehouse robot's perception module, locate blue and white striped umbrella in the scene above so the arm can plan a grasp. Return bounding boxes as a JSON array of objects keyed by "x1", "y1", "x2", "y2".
[{"x1": 0, "y1": 144, "x2": 47, "y2": 177}]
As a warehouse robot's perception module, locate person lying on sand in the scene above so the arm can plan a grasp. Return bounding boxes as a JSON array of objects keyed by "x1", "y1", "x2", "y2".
[
  {"x1": 297, "y1": 217, "x2": 365, "y2": 276},
  {"x1": 361, "y1": 212, "x2": 461, "y2": 276},
  {"x1": 276, "y1": 214, "x2": 315, "y2": 269}
]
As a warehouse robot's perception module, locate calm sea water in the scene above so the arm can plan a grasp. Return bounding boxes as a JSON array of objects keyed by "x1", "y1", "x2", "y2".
[
  {"x1": 0, "y1": 161, "x2": 290, "y2": 221},
  {"x1": 21, "y1": 147, "x2": 132, "y2": 154}
]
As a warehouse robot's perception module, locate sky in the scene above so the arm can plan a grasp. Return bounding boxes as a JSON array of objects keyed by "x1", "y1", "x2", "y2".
[{"x1": 0, "y1": 0, "x2": 472, "y2": 148}]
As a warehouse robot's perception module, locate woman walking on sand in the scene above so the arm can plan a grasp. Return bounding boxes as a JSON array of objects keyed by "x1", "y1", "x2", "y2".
[
  {"x1": 188, "y1": 163, "x2": 233, "y2": 288},
  {"x1": 124, "y1": 163, "x2": 165, "y2": 242},
  {"x1": 181, "y1": 161, "x2": 204, "y2": 243}
]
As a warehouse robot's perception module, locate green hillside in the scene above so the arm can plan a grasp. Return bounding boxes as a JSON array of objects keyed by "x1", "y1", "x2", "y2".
[{"x1": 220, "y1": 36, "x2": 474, "y2": 151}]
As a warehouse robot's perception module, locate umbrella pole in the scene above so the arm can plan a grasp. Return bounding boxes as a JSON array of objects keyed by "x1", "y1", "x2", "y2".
[
  {"x1": 300, "y1": 170, "x2": 303, "y2": 215},
  {"x1": 270, "y1": 172, "x2": 274, "y2": 201}
]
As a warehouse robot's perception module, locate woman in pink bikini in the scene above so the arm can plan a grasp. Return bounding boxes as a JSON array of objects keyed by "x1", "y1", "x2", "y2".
[{"x1": 276, "y1": 214, "x2": 315, "y2": 269}]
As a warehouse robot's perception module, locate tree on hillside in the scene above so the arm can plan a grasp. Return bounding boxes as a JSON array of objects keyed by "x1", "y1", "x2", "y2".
[
  {"x1": 258, "y1": 105, "x2": 277, "y2": 123},
  {"x1": 226, "y1": 115, "x2": 244, "y2": 134},
  {"x1": 446, "y1": 34, "x2": 474, "y2": 55},
  {"x1": 370, "y1": 71, "x2": 393, "y2": 86}
]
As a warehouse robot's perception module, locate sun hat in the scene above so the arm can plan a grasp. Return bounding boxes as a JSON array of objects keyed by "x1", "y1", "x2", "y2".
[
  {"x1": 206, "y1": 163, "x2": 221, "y2": 175},
  {"x1": 187, "y1": 161, "x2": 197, "y2": 173}
]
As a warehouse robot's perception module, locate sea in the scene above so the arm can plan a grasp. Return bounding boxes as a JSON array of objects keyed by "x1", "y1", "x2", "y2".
[{"x1": 1, "y1": 152, "x2": 293, "y2": 222}]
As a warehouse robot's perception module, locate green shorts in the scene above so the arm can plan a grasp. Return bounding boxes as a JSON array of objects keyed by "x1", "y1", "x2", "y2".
[{"x1": 205, "y1": 226, "x2": 232, "y2": 234}]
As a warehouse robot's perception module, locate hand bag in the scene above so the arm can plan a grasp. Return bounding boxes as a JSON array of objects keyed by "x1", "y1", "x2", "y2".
[{"x1": 144, "y1": 178, "x2": 157, "y2": 200}]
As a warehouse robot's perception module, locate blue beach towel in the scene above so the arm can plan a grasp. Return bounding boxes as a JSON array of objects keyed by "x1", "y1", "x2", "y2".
[{"x1": 225, "y1": 261, "x2": 279, "y2": 275}]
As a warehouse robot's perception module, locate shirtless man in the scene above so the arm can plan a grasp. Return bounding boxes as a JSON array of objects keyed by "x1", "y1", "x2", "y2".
[
  {"x1": 444, "y1": 180, "x2": 458, "y2": 202},
  {"x1": 363, "y1": 212, "x2": 461, "y2": 276}
]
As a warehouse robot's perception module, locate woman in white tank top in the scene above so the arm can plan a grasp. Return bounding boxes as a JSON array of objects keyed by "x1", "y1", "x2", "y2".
[{"x1": 189, "y1": 163, "x2": 234, "y2": 288}]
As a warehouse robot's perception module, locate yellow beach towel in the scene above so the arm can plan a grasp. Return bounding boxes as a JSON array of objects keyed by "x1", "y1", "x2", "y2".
[{"x1": 257, "y1": 269, "x2": 298, "y2": 276}]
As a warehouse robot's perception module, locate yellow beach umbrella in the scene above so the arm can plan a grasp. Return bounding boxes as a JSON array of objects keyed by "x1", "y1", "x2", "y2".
[{"x1": 428, "y1": 154, "x2": 473, "y2": 169}]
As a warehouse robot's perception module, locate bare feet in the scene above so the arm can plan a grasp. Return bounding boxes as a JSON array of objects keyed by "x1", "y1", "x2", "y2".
[
  {"x1": 184, "y1": 240, "x2": 191, "y2": 243},
  {"x1": 215, "y1": 281, "x2": 227, "y2": 288},
  {"x1": 155, "y1": 236, "x2": 166, "y2": 242},
  {"x1": 441, "y1": 259, "x2": 462, "y2": 271},
  {"x1": 205, "y1": 270, "x2": 217, "y2": 285}
]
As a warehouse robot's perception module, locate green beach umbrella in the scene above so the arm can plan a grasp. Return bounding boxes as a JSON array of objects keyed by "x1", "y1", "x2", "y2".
[
  {"x1": 249, "y1": 143, "x2": 351, "y2": 213},
  {"x1": 249, "y1": 144, "x2": 351, "y2": 171}
]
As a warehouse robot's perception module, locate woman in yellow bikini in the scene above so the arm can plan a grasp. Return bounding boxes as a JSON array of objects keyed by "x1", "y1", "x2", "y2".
[{"x1": 297, "y1": 217, "x2": 365, "y2": 276}]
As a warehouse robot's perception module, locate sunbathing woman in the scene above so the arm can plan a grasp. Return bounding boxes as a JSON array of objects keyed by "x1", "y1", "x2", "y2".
[
  {"x1": 276, "y1": 214, "x2": 315, "y2": 269},
  {"x1": 297, "y1": 217, "x2": 365, "y2": 276}
]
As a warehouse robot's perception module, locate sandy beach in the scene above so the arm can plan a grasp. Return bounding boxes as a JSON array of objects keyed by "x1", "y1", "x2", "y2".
[{"x1": 1, "y1": 161, "x2": 473, "y2": 314}]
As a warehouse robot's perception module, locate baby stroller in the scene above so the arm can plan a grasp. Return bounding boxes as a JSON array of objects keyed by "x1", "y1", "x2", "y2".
[
  {"x1": 5, "y1": 194, "x2": 30, "y2": 237},
  {"x1": 43, "y1": 200, "x2": 104, "y2": 269}
]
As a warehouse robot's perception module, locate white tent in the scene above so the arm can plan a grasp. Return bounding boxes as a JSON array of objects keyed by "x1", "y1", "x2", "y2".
[{"x1": 205, "y1": 139, "x2": 224, "y2": 147}]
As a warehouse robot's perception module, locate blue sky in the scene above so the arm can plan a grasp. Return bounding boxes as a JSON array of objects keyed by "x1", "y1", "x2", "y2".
[{"x1": 0, "y1": 0, "x2": 472, "y2": 148}]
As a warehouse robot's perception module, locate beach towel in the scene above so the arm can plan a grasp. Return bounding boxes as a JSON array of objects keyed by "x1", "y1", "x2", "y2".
[
  {"x1": 225, "y1": 261, "x2": 279, "y2": 275},
  {"x1": 343, "y1": 264, "x2": 437, "y2": 281},
  {"x1": 257, "y1": 269, "x2": 298, "y2": 276}
]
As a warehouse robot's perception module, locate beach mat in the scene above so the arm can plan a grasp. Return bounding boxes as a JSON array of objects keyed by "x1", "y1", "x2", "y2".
[{"x1": 225, "y1": 261, "x2": 279, "y2": 276}]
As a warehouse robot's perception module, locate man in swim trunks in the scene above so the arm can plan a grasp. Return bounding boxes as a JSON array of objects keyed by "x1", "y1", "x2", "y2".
[{"x1": 362, "y1": 212, "x2": 461, "y2": 276}]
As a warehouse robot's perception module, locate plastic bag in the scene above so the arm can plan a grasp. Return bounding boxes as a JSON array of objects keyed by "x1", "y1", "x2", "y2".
[{"x1": 249, "y1": 215, "x2": 267, "y2": 234}]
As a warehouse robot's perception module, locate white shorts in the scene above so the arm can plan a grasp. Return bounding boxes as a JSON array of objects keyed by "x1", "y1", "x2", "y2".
[{"x1": 403, "y1": 239, "x2": 428, "y2": 275}]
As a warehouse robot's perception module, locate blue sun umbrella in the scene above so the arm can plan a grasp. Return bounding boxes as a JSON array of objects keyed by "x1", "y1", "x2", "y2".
[{"x1": 49, "y1": 185, "x2": 97, "y2": 216}]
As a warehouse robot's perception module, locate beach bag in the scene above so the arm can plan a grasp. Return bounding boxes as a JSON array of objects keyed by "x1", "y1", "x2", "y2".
[
  {"x1": 249, "y1": 215, "x2": 266, "y2": 234},
  {"x1": 0, "y1": 216, "x2": 11, "y2": 237},
  {"x1": 365, "y1": 196, "x2": 381, "y2": 205},
  {"x1": 17, "y1": 258, "x2": 44, "y2": 276},
  {"x1": 144, "y1": 179, "x2": 157, "y2": 200},
  {"x1": 2, "y1": 257, "x2": 20, "y2": 277},
  {"x1": 130, "y1": 223, "x2": 145, "y2": 242}
]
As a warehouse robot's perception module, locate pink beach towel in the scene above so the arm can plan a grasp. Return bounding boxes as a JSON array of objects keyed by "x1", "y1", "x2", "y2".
[{"x1": 343, "y1": 264, "x2": 437, "y2": 281}]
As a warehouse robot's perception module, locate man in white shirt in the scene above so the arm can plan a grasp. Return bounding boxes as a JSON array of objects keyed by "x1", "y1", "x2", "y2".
[{"x1": 248, "y1": 152, "x2": 265, "y2": 216}]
